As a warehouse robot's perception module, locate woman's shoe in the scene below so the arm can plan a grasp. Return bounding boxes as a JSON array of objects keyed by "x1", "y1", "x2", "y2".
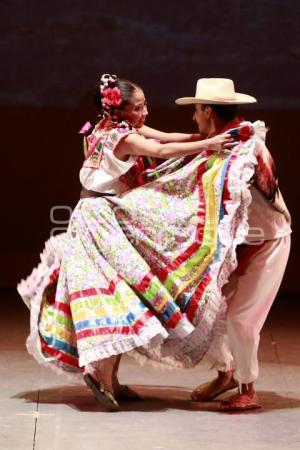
[{"x1": 83, "y1": 374, "x2": 120, "y2": 412}]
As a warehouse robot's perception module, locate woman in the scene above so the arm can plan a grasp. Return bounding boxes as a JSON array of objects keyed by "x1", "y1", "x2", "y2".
[{"x1": 18, "y1": 74, "x2": 242, "y2": 412}]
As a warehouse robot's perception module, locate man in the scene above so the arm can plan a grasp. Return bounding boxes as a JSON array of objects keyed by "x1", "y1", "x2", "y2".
[{"x1": 175, "y1": 78, "x2": 291, "y2": 411}]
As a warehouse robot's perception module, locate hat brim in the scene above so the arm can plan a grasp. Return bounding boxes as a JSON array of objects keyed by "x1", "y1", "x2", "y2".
[{"x1": 175, "y1": 93, "x2": 257, "y2": 105}]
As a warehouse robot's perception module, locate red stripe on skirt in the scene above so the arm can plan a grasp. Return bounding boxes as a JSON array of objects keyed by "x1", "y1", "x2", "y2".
[
  {"x1": 52, "y1": 301, "x2": 71, "y2": 316},
  {"x1": 165, "y1": 310, "x2": 184, "y2": 329},
  {"x1": 157, "y1": 160, "x2": 208, "y2": 282},
  {"x1": 186, "y1": 272, "x2": 211, "y2": 321},
  {"x1": 133, "y1": 273, "x2": 154, "y2": 292},
  {"x1": 76, "y1": 310, "x2": 155, "y2": 340},
  {"x1": 40, "y1": 340, "x2": 81, "y2": 369},
  {"x1": 69, "y1": 280, "x2": 117, "y2": 301},
  {"x1": 222, "y1": 152, "x2": 238, "y2": 208}
]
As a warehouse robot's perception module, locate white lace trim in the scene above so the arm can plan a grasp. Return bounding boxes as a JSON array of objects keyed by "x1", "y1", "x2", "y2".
[
  {"x1": 79, "y1": 320, "x2": 168, "y2": 366},
  {"x1": 169, "y1": 315, "x2": 195, "y2": 339},
  {"x1": 17, "y1": 233, "x2": 80, "y2": 379},
  {"x1": 204, "y1": 125, "x2": 260, "y2": 366}
]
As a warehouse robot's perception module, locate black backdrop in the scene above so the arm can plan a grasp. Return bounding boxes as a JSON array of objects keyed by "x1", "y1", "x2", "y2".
[{"x1": 1, "y1": 0, "x2": 299, "y2": 293}]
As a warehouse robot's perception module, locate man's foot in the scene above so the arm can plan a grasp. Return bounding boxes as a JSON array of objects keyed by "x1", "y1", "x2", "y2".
[
  {"x1": 114, "y1": 384, "x2": 141, "y2": 401},
  {"x1": 191, "y1": 370, "x2": 238, "y2": 401},
  {"x1": 218, "y1": 389, "x2": 261, "y2": 412},
  {"x1": 83, "y1": 374, "x2": 120, "y2": 412}
]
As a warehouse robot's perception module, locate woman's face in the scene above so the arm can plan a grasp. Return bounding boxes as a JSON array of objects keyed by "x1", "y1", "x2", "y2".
[{"x1": 121, "y1": 88, "x2": 148, "y2": 128}]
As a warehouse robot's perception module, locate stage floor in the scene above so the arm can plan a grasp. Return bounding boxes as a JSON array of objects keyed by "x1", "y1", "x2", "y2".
[{"x1": 1, "y1": 291, "x2": 300, "y2": 450}]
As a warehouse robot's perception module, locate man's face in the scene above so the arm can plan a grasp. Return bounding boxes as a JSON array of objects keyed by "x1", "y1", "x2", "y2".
[{"x1": 193, "y1": 104, "x2": 211, "y2": 135}]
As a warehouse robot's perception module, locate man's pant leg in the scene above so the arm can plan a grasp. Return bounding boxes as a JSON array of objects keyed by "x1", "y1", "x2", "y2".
[{"x1": 225, "y1": 235, "x2": 290, "y2": 384}]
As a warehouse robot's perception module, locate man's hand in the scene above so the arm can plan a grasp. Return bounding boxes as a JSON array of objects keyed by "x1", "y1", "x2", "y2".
[{"x1": 206, "y1": 132, "x2": 237, "y2": 153}]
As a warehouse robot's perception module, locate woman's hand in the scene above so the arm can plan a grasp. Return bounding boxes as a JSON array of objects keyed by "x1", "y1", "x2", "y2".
[{"x1": 205, "y1": 133, "x2": 237, "y2": 153}]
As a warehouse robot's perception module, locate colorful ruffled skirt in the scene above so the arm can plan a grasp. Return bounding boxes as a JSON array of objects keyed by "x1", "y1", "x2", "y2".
[{"x1": 18, "y1": 138, "x2": 257, "y2": 375}]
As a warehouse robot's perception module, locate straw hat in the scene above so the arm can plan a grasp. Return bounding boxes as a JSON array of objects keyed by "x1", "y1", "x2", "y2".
[{"x1": 175, "y1": 78, "x2": 257, "y2": 105}]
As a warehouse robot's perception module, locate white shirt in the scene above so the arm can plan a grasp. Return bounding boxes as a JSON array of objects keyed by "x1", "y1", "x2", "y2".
[
  {"x1": 246, "y1": 186, "x2": 292, "y2": 243},
  {"x1": 80, "y1": 151, "x2": 137, "y2": 195},
  {"x1": 80, "y1": 124, "x2": 138, "y2": 195}
]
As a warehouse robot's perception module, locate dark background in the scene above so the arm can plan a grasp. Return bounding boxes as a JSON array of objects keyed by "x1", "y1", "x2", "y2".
[{"x1": 1, "y1": 0, "x2": 299, "y2": 293}]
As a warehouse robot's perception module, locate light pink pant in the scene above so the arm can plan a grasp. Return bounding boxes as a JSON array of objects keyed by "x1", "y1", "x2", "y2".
[{"x1": 215, "y1": 235, "x2": 291, "y2": 384}]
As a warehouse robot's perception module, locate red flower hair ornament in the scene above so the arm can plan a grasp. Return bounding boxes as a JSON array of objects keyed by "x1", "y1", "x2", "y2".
[
  {"x1": 102, "y1": 87, "x2": 122, "y2": 107},
  {"x1": 99, "y1": 74, "x2": 129, "y2": 127}
]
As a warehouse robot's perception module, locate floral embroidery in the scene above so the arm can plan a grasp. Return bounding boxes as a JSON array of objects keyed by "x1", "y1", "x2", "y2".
[{"x1": 83, "y1": 125, "x2": 133, "y2": 169}]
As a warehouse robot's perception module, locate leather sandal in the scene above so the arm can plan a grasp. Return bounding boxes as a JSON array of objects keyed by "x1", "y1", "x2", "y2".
[
  {"x1": 191, "y1": 376, "x2": 239, "y2": 401},
  {"x1": 218, "y1": 390, "x2": 261, "y2": 412},
  {"x1": 83, "y1": 374, "x2": 119, "y2": 412}
]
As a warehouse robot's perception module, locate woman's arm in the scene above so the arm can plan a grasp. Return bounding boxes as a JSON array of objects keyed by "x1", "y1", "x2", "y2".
[
  {"x1": 115, "y1": 133, "x2": 234, "y2": 160},
  {"x1": 139, "y1": 125, "x2": 202, "y2": 143}
]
